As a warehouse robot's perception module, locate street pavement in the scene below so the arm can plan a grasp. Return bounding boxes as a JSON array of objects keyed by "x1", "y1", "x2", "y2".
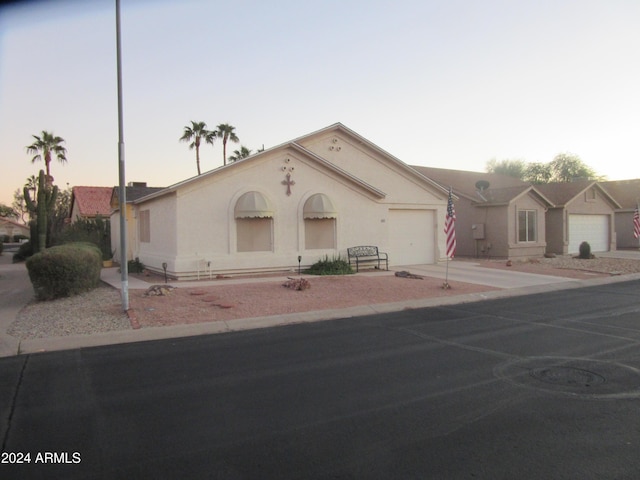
[
  {"x1": 2, "y1": 249, "x2": 640, "y2": 357},
  {"x1": 3, "y1": 279, "x2": 640, "y2": 478}
]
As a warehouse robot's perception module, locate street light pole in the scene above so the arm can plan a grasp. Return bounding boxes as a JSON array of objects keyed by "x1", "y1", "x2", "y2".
[{"x1": 116, "y1": 0, "x2": 129, "y2": 311}]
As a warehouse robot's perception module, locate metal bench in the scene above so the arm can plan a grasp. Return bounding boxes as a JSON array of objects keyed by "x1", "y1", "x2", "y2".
[{"x1": 347, "y1": 246, "x2": 389, "y2": 272}]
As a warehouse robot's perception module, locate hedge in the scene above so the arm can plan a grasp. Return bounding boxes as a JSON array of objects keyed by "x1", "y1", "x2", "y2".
[{"x1": 26, "y1": 242, "x2": 103, "y2": 300}]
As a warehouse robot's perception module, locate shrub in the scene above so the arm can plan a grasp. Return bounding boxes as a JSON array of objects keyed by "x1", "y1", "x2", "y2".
[
  {"x1": 305, "y1": 255, "x2": 354, "y2": 275},
  {"x1": 578, "y1": 241, "x2": 592, "y2": 259},
  {"x1": 26, "y1": 242, "x2": 102, "y2": 300},
  {"x1": 0, "y1": 241, "x2": 3, "y2": 255},
  {"x1": 13, "y1": 241, "x2": 34, "y2": 263}
]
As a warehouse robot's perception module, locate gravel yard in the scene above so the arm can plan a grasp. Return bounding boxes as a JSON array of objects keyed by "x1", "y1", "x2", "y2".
[{"x1": 8, "y1": 255, "x2": 640, "y2": 340}]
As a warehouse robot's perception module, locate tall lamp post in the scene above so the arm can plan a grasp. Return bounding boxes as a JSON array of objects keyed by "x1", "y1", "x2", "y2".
[{"x1": 116, "y1": 0, "x2": 129, "y2": 310}]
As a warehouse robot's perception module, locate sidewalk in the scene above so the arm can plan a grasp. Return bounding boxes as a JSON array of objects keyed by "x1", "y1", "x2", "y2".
[{"x1": 3, "y1": 255, "x2": 640, "y2": 357}]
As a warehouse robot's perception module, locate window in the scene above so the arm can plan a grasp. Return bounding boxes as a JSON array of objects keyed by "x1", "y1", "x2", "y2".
[
  {"x1": 303, "y1": 194, "x2": 337, "y2": 250},
  {"x1": 234, "y1": 192, "x2": 274, "y2": 252},
  {"x1": 139, "y1": 209, "x2": 150, "y2": 243},
  {"x1": 518, "y1": 210, "x2": 536, "y2": 242}
]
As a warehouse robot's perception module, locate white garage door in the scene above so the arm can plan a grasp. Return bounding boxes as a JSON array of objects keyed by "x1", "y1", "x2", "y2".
[
  {"x1": 388, "y1": 209, "x2": 435, "y2": 266},
  {"x1": 568, "y1": 214, "x2": 609, "y2": 253}
]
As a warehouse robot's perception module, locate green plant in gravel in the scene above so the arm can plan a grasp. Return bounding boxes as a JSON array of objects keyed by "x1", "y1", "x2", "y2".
[
  {"x1": 128, "y1": 257, "x2": 145, "y2": 273},
  {"x1": 578, "y1": 241, "x2": 592, "y2": 259},
  {"x1": 26, "y1": 242, "x2": 102, "y2": 300},
  {"x1": 305, "y1": 255, "x2": 354, "y2": 275}
]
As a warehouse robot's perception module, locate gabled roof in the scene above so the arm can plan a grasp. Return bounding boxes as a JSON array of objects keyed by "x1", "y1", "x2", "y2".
[
  {"x1": 535, "y1": 181, "x2": 621, "y2": 209},
  {"x1": 135, "y1": 123, "x2": 449, "y2": 205},
  {"x1": 70, "y1": 186, "x2": 113, "y2": 218},
  {"x1": 599, "y1": 179, "x2": 640, "y2": 210},
  {"x1": 293, "y1": 123, "x2": 449, "y2": 197},
  {"x1": 410, "y1": 166, "x2": 535, "y2": 202},
  {"x1": 0, "y1": 217, "x2": 29, "y2": 230}
]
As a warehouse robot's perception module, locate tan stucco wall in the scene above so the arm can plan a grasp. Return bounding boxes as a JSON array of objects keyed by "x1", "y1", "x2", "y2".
[{"x1": 615, "y1": 211, "x2": 640, "y2": 249}]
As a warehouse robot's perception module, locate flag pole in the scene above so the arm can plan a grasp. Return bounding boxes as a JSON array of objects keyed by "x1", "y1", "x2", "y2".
[
  {"x1": 116, "y1": 0, "x2": 129, "y2": 311},
  {"x1": 443, "y1": 186, "x2": 456, "y2": 290}
]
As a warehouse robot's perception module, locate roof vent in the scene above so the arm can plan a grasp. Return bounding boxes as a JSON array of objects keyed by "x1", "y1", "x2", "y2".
[{"x1": 475, "y1": 180, "x2": 490, "y2": 191}]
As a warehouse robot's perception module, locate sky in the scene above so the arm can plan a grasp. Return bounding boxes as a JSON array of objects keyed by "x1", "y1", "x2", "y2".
[{"x1": 1, "y1": 0, "x2": 639, "y2": 207}]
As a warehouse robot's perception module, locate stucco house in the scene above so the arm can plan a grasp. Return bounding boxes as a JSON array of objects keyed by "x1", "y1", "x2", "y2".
[
  {"x1": 536, "y1": 181, "x2": 620, "y2": 254},
  {"x1": 599, "y1": 179, "x2": 640, "y2": 250},
  {"x1": 110, "y1": 182, "x2": 165, "y2": 262},
  {"x1": 411, "y1": 167, "x2": 553, "y2": 259},
  {"x1": 69, "y1": 186, "x2": 113, "y2": 223},
  {"x1": 0, "y1": 218, "x2": 30, "y2": 241},
  {"x1": 124, "y1": 123, "x2": 451, "y2": 279}
]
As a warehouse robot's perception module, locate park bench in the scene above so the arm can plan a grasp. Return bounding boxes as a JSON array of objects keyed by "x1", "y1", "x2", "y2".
[{"x1": 347, "y1": 246, "x2": 389, "y2": 272}]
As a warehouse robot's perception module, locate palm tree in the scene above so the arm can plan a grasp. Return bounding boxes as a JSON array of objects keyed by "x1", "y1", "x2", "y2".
[
  {"x1": 215, "y1": 123, "x2": 239, "y2": 166},
  {"x1": 25, "y1": 131, "x2": 67, "y2": 183},
  {"x1": 228, "y1": 146, "x2": 252, "y2": 163},
  {"x1": 180, "y1": 121, "x2": 216, "y2": 175}
]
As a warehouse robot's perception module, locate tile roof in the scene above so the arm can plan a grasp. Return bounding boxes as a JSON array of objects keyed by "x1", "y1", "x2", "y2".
[{"x1": 70, "y1": 186, "x2": 113, "y2": 217}]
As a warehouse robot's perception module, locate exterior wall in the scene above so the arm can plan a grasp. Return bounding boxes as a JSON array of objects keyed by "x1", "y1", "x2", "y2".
[
  {"x1": 507, "y1": 196, "x2": 547, "y2": 258},
  {"x1": 454, "y1": 194, "x2": 547, "y2": 259},
  {"x1": 134, "y1": 143, "x2": 446, "y2": 278},
  {"x1": 544, "y1": 208, "x2": 565, "y2": 254},
  {"x1": 135, "y1": 193, "x2": 178, "y2": 271},
  {"x1": 110, "y1": 204, "x2": 137, "y2": 263},
  {"x1": 615, "y1": 211, "x2": 640, "y2": 249}
]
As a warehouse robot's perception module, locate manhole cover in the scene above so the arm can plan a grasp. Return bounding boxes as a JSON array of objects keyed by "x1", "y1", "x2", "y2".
[
  {"x1": 530, "y1": 366, "x2": 606, "y2": 387},
  {"x1": 494, "y1": 357, "x2": 640, "y2": 399}
]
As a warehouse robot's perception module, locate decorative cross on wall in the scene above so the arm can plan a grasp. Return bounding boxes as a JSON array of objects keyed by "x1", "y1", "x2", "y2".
[{"x1": 282, "y1": 172, "x2": 295, "y2": 196}]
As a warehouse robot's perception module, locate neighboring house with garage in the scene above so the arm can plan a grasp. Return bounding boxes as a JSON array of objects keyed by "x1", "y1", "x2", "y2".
[
  {"x1": 536, "y1": 181, "x2": 620, "y2": 254},
  {"x1": 411, "y1": 167, "x2": 553, "y2": 259},
  {"x1": 126, "y1": 123, "x2": 451, "y2": 279},
  {"x1": 69, "y1": 186, "x2": 113, "y2": 223},
  {"x1": 109, "y1": 182, "x2": 165, "y2": 263},
  {"x1": 599, "y1": 179, "x2": 640, "y2": 250}
]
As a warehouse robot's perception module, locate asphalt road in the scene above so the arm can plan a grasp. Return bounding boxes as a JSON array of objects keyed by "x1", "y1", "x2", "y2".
[{"x1": 2, "y1": 280, "x2": 640, "y2": 479}]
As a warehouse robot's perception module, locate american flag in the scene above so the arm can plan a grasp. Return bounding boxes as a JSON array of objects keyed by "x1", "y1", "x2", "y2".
[
  {"x1": 444, "y1": 187, "x2": 456, "y2": 258},
  {"x1": 634, "y1": 207, "x2": 640, "y2": 239}
]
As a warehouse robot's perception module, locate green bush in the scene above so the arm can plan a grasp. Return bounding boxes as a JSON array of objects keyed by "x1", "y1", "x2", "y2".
[
  {"x1": 13, "y1": 241, "x2": 34, "y2": 263},
  {"x1": 305, "y1": 255, "x2": 354, "y2": 275},
  {"x1": 26, "y1": 242, "x2": 102, "y2": 300},
  {"x1": 578, "y1": 241, "x2": 592, "y2": 259}
]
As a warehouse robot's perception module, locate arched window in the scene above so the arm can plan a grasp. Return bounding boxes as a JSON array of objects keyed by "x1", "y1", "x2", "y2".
[
  {"x1": 303, "y1": 194, "x2": 337, "y2": 250},
  {"x1": 235, "y1": 191, "x2": 274, "y2": 252}
]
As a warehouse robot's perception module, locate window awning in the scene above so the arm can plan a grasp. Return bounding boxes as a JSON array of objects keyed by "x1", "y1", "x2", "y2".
[
  {"x1": 234, "y1": 191, "x2": 274, "y2": 218},
  {"x1": 303, "y1": 193, "x2": 337, "y2": 219}
]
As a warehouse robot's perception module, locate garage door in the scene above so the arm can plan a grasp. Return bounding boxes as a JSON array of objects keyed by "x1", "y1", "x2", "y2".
[
  {"x1": 388, "y1": 209, "x2": 435, "y2": 266},
  {"x1": 568, "y1": 214, "x2": 609, "y2": 253}
]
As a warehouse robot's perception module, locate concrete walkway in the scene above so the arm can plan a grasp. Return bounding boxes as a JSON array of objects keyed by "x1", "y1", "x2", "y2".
[{"x1": 3, "y1": 252, "x2": 640, "y2": 357}]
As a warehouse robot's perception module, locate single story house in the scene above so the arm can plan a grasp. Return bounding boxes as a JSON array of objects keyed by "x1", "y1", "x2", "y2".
[
  {"x1": 69, "y1": 186, "x2": 113, "y2": 223},
  {"x1": 110, "y1": 182, "x2": 165, "y2": 262},
  {"x1": 599, "y1": 179, "x2": 640, "y2": 250},
  {"x1": 411, "y1": 167, "x2": 553, "y2": 259},
  {"x1": 125, "y1": 123, "x2": 451, "y2": 279},
  {"x1": 0, "y1": 218, "x2": 30, "y2": 241},
  {"x1": 535, "y1": 181, "x2": 620, "y2": 254}
]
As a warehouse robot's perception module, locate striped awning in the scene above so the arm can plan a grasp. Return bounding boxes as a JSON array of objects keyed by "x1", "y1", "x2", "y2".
[
  {"x1": 303, "y1": 193, "x2": 337, "y2": 219},
  {"x1": 234, "y1": 191, "x2": 274, "y2": 218}
]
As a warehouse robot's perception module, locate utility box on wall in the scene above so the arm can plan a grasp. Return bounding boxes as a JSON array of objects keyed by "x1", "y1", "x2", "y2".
[{"x1": 472, "y1": 223, "x2": 485, "y2": 239}]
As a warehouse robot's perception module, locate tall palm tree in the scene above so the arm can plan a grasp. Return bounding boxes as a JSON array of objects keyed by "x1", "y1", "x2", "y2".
[
  {"x1": 215, "y1": 123, "x2": 239, "y2": 166},
  {"x1": 180, "y1": 121, "x2": 216, "y2": 175},
  {"x1": 228, "y1": 146, "x2": 252, "y2": 163},
  {"x1": 25, "y1": 131, "x2": 67, "y2": 183}
]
